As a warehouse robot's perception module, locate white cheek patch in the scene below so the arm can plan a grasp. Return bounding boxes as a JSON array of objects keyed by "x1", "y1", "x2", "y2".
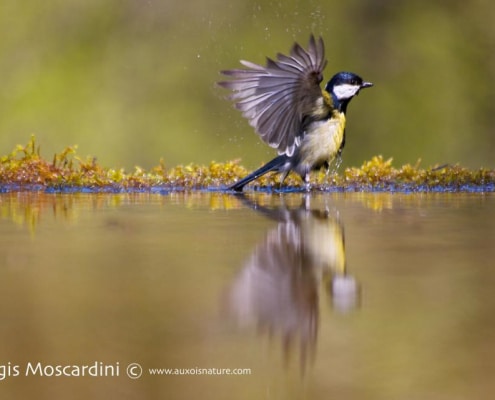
[{"x1": 333, "y1": 83, "x2": 360, "y2": 100}]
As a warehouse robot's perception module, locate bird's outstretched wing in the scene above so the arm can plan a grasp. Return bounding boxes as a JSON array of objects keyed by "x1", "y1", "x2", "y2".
[{"x1": 219, "y1": 35, "x2": 327, "y2": 157}]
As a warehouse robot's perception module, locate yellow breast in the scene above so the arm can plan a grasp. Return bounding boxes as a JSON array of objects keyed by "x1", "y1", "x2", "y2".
[{"x1": 299, "y1": 110, "x2": 346, "y2": 167}]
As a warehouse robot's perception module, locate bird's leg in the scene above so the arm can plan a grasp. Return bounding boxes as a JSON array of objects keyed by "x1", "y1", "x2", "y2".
[
  {"x1": 304, "y1": 173, "x2": 311, "y2": 192},
  {"x1": 279, "y1": 170, "x2": 290, "y2": 189}
]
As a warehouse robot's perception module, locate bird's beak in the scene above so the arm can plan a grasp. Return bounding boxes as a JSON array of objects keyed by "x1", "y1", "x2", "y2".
[{"x1": 361, "y1": 81, "x2": 373, "y2": 89}]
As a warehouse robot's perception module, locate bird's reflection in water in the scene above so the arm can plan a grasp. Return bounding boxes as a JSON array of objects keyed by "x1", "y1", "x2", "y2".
[{"x1": 225, "y1": 195, "x2": 360, "y2": 370}]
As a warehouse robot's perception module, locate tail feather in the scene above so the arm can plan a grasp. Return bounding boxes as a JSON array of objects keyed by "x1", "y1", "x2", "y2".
[{"x1": 229, "y1": 155, "x2": 288, "y2": 192}]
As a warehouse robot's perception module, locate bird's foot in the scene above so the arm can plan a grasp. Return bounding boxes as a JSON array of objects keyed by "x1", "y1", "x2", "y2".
[{"x1": 303, "y1": 174, "x2": 312, "y2": 192}]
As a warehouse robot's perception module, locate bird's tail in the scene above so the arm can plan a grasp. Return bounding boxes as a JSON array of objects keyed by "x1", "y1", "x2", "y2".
[{"x1": 229, "y1": 155, "x2": 288, "y2": 192}]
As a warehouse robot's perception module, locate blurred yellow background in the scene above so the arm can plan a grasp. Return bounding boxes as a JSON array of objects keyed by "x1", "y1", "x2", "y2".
[{"x1": 0, "y1": 0, "x2": 493, "y2": 170}]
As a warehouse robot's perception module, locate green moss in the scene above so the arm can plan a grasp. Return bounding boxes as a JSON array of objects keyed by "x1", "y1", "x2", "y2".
[{"x1": 0, "y1": 137, "x2": 494, "y2": 192}]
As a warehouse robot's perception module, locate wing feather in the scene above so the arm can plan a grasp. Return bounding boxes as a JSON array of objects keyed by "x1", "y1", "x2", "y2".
[{"x1": 218, "y1": 35, "x2": 328, "y2": 156}]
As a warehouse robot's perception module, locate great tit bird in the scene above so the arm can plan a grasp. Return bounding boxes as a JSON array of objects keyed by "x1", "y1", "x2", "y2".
[{"x1": 219, "y1": 35, "x2": 372, "y2": 192}]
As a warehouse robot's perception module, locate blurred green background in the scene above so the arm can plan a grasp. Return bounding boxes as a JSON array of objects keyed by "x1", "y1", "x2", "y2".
[{"x1": 0, "y1": 0, "x2": 493, "y2": 170}]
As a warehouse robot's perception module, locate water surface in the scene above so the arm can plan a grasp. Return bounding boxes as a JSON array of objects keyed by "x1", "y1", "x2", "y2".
[{"x1": 0, "y1": 192, "x2": 494, "y2": 399}]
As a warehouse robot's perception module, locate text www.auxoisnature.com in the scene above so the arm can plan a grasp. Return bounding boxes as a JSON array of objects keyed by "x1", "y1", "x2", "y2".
[{"x1": 148, "y1": 367, "x2": 251, "y2": 376}]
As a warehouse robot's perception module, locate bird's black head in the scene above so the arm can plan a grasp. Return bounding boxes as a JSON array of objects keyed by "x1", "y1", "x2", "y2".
[{"x1": 325, "y1": 71, "x2": 373, "y2": 112}]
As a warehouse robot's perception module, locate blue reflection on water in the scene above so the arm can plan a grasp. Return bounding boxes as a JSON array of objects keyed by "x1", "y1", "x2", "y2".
[{"x1": 0, "y1": 182, "x2": 494, "y2": 193}]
